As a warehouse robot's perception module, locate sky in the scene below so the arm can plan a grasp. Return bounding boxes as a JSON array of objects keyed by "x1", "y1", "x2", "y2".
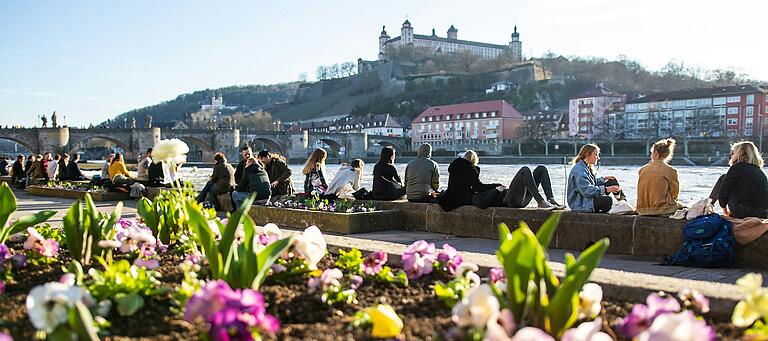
[{"x1": 1, "y1": 0, "x2": 766, "y2": 127}]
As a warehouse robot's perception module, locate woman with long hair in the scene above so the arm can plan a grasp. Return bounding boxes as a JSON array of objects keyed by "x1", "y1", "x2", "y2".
[
  {"x1": 709, "y1": 141, "x2": 768, "y2": 218},
  {"x1": 637, "y1": 138, "x2": 684, "y2": 216},
  {"x1": 326, "y1": 159, "x2": 365, "y2": 199},
  {"x1": 438, "y1": 150, "x2": 503, "y2": 211},
  {"x1": 566, "y1": 144, "x2": 623, "y2": 213},
  {"x1": 371, "y1": 146, "x2": 406, "y2": 200},
  {"x1": 303, "y1": 148, "x2": 328, "y2": 194},
  {"x1": 108, "y1": 153, "x2": 134, "y2": 186},
  {"x1": 257, "y1": 149, "x2": 294, "y2": 196}
]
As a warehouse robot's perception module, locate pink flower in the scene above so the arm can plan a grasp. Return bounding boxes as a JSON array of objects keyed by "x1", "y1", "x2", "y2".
[
  {"x1": 307, "y1": 268, "x2": 343, "y2": 293},
  {"x1": 363, "y1": 251, "x2": 387, "y2": 275},
  {"x1": 0, "y1": 281, "x2": 5, "y2": 296},
  {"x1": 0, "y1": 244, "x2": 10, "y2": 267},
  {"x1": 23, "y1": 227, "x2": 44, "y2": 251},
  {"x1": 678, "y1": 289, "x2": 710, "y2": 314},
  {"x1": 401, "y1": 240, "x2": 437, "y2": 280},
  {"x1": 637, "y1": 310, "x2": 715, "y2": 341},
  {"x1": 436, "y1": 243, "x2": 463, "y2": 275},
  {"x1": 0, "y1": 331, "x2": 11, "y2": 341},
  {"x1": 511, "y1": 327, "x2": 555, "y2": 341},
  {"x1": 351, "y1": 275, "x2": 363, "y2": 290},
  {"x1": 621, "y1": 293, "x2": 681, "y2": 337},
  {"x1": 490, "y1": 267, "x2": 506, "y2": 284},
  {"x1": 134, "y1": 243, "x2": 159, "y2": 269}
]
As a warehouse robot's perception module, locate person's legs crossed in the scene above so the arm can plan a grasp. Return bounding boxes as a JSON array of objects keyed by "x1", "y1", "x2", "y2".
[{"x1": 593, "y1": 196, "x2": 613, "y2": 213}]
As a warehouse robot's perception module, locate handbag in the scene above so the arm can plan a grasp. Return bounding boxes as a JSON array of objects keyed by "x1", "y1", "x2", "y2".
[{"x1": 608, "y1": 200, "x2": 636, "y2": 215}]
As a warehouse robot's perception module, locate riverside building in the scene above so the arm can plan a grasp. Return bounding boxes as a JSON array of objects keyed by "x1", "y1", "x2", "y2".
[
  {"x1": 568, "y1": 86, "x2": 626, "y2": 138},
  {"x1": 411, "y1": 100, "x2": 525, "y2": 148}
]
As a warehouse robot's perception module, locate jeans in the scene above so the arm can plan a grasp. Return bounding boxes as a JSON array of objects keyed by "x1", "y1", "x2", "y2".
[
  {"x1": 232, "y1": 191, "x2": 250, "y2": 210},
  {"x1": 504, "y1": 166, "x2": 554, "y2": 208},
  {"x1": 196, "y1": 181, "x2": 214, "y2": 202}
]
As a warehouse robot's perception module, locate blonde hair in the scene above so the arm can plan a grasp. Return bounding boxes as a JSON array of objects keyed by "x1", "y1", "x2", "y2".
[
  {"x1": 730, "y1": 141, "x2": 764, "y2": 168},
  {"x1": 463, "y1": 150, "x2": 479, "y2": 166},
  {"x1": 572, "y1": 144, "x2": 600, "y2": 172},
  {"x1": 302, "y1": 148, "x2": 327, "y2": 175},
  {"x1": 651, "y1": 138, "x2": 676, "y2": 163}
]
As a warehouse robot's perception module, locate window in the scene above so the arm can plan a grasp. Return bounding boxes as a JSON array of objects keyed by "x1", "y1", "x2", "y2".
[
  {"x1": 482, "y1": 112, "x2": 487, "y2": 118},
  {"x1": 747, "y1": 95, "x2": 755, "y2": 105},
  {"x1": 745, "y1": 130, "x2": 753, "y2": 136},
  {"x1": 474, "y1": 113, "x2": 480, "y2": 118},
  {"x1": 456, "y1": 113, "x2": 462, "y2": 119},
  {"x1": 727, "y1": 118, "x2": 738, "y2": 125},
  {"x1": 746, "y1": 120, "x2": 753, "y2": 128},
  {"x1": 428, "y1": 117, "x2": 433, "y2": 122},
  {"x1": 421, "y1": 117, "x2": 426, "y2": 122},
  {"x1": 446, "y1": 114, "x2": 451, "y2": 120},
  {"x1": 727, "y1": 96, "x2": 741, "y2": 103},
  {"x1": 713, "y1": 107, "x2": 726, "y2": 116},
  {"x1": 746, "y1": 106, "x2": 754, "y2": 117},
  {"x1": 727, "y1": 107, "x2": 739, "y2": 115},
  {"x1": 713, "y1": 97, "x2": 727, "y2": 105},
  {"x1": 491, "y1": 112, "x2": 497, "y2": 117}
]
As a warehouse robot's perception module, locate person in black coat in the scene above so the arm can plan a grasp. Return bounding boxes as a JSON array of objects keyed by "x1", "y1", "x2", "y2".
[
  {"x1": 709, "y1": 141, "x2": 768, "y2": 218},
  {"x1": 234, "y1": 146, "x2": 252, "y2": 185},
  {"x1": 10, "y1": 155, "x2": 25, "y2": 185},
  {"x1": 438, "y1": 151, "x2": 502, "y2": 212},
  {"x1": 66, "y1": 154, "x2": 86, "y2": 181},
  {"x1": 371, "y1": 146, "x2": 406, "y2": 200}
]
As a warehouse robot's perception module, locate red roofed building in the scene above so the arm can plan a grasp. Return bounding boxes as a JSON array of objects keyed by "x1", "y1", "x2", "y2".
[{"x1": 411, "y1": 100, "x2": 525, "y2": 147}]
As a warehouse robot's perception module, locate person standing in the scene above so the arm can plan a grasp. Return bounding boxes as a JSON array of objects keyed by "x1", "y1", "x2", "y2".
[
  {"x1": 257, "y1": 149, "x2": 293, "y2": 196},
  {"x1": 371, "y1": 146, "x2": 406, "y2": 200},
  {"x1": 405, "y1": 143, "x2": 440, "y2": 203},
  {"x1": 637, "y1": 139, "x2": 683, "y2": 216},
  {"x1": 234, "y1": 146, "x2": 252, "y2": 185}
]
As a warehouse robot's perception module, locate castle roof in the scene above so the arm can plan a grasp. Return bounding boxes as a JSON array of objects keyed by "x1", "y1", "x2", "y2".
[
  {"x1": 385, "y1": 34, "x2": 507, "y2": 49},
  {"x1": 447, "y1": 25, "x2": 457, "y2": 32},
  {"x1": 512, "y1": 26, "x2": 519, "y2": 37}
]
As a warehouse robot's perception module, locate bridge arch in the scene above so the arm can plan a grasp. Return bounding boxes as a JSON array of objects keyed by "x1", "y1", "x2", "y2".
[
  {"x1": 247, "y1": 138, "x2": 287, "y2": 156},
  {"x1": 69, "y1": 135, "x2": 134, "y2": 160},
  {"x1": 375, "y1": 141, "x2": 403, "y2": 155},
  {"x1": 0, "y1": 136, "x2": 36, "y2": 155},
  {"x1": 318, "y1": 138, "x2": 343, "y2": 157}
]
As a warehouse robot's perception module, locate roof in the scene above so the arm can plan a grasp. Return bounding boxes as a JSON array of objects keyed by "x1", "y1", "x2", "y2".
[
  {"x1": 512, "y1": 26, "x2": 519, "y2": 37},
  {"x1": 385, "y1": 34, "x2": 507, "y2": 49},
  {"x1": 628, "y1": 85, "x2": 768, "y2": 104},
  {"x1": 335, "y1": 114, "x2": 403, "y2": 129},
  {"x1": 413, "y1": 100, "x2": 524, "y2": 123},
  {"x1": 571, "y1": 87, "x2": 625, "y2": 99},
  {"x1": 402, "y1": 19, "x2": 411, "y2": 26},
  {"x1": 447, "y1": 25, "x2": 457, "y2": 32}
]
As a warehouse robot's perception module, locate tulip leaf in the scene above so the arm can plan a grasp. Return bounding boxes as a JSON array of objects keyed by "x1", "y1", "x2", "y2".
[
  {"x1": 254, "y1": 234, "x2": 294, "y2": 290},
  {"x1": 68, "y1": 301, "x2": 100, "y2": 341},
  {"x1": 185, "y1": 201, "x2": 222, "y2": 277},
  {"x1": 136, "y1": 197, "x2": 159, "y2": 235},
  {"x1": 1, "y1": 209, "x2": 56, "y2": 243},
  {"x1": 0, "y1": 182, "x2": 17, "y2": 234},
  {"x1": 535, "y1": 211, "x2": 561, "y2": 250},
  {"x1": 115, "y1": 292, "x2": 145, "y2": 316},
  {"x1": 63, "y1": 201, "x2": 83, "y2": 262}
]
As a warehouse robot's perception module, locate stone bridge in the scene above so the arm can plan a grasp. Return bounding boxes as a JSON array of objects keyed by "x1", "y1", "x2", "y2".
[{"x1": 0, "y1": 127, "x2": 411, "y2": 162}]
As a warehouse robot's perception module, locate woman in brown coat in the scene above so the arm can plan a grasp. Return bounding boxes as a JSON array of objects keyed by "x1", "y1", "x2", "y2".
[{"x1": 636, "y1": 138, "x2": 683, "y2": 216}]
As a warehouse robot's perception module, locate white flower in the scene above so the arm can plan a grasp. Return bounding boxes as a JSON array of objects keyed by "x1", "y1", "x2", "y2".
[
  {"x1": 578, "y1": 283, "x2": 603, "y2": 319},
  {"x1": 26, "y1": 282, "x2": 90, "y2": 332},
  {"x1": 293, "y1": 226, "x2": 327, "y2": 270},
  {"x1": 452, "y1": 284, "x2": 500, "y2": 329},
  {"x1": 561, "y1": 318, "x2": 612, "y2": 341},
  {"x1": 637, "y1": 310, "x2": 715, "y2": 341},
  {"x1": 207, "y1": 220, "x2": 222, "y2": 240},
  {"x1": 455, "y1": 262, "x2": 481, "y2": 288},
  {"x1": 152, "y1": 139, "x2": 189, "y2": 165},
  {"x1": 261, "y1": 223, "x2": 283, "y2": 240}
]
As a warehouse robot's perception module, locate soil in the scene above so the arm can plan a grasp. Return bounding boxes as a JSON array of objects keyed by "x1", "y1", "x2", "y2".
[{"x1": 0, "y1": 243, "x2": 746, "y2": 340}]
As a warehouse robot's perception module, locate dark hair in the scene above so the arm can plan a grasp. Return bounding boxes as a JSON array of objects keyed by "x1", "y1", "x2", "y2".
[
  {"x1": 72, "y1": 153, "x2": 80, "y2": 161},
  {"x1": 240, "y1": 145, "x2": 251, "y2": 152},
  {"x1": 378, "y1": 146, "x2": 395, "y2": 165},
  {"x1": 257, "y1": 149, "x2": 270, "y2": 158},
  {"x1": 54, "y1": 154, "x2": 61, "y2": 160},
  {"x1": 17, "y1": 155, "x2": 24, "y2": 161},
  {"x1": 146, "y1": 147, "x2": 153, "y2": 154},
  {"x1": 350, "y1": 159, "x2": 364, "y2": 169},
  {"x1": 214, "y1": 152, "x2": 226, "y2": 162},
  {"x1": 62, "y1": 153, "x2": 70, "y2": 159},
  {"x1": 112, "y1": 153, "x2": 123, "y2": 164}
]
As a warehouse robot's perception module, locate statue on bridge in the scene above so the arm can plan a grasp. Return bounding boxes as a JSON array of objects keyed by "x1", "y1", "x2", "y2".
[
  {"x1": 41, "y1": 114, "x2": 48, "y2": 128},
  {"x1": 131, "y1": 117, "x2": 137, "y2": 128},
  {"x1": 146, "y1": 114, "x2": 153, "y2": 128},
  {"x1": 51, "y1": 111, "x2": 58, "y2": 128}
]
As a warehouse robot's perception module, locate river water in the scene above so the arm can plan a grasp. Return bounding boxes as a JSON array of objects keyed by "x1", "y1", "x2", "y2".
[{"x1": 83, "y1": 162, "x2": 727, "y2": 208}]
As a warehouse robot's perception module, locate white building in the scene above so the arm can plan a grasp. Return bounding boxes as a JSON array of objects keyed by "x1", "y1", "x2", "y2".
[
  {"x1": 378, "y1": 20, "x2": 523, "y2": 62},
  {"x1": 485, "y1": 81, "x2": 516, "y2": 94}
]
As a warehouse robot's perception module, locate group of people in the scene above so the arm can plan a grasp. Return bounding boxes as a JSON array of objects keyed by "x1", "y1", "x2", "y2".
[
  {"x1": 196, "y1": 146, "x2": 294, "y2": 210},
  {"x1": 298, "y1": 138, "x2": 768, "y2": 221},
  {"x1": 5, "y1": 152, "x2": 87, "y2": 187}
]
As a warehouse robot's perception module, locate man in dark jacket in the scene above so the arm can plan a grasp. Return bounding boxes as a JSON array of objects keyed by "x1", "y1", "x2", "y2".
[
  {"x1": 67, "y1": 154, "x2": 86, "y2": 180},
  {"x1": 232, "y1": 157, "x2": 272, "y2": 209},
  {"x1": 437, "y1": 151, "x2": 501, "y2": 212},
  {"x1": 0, "y1": 157, "x2": 9, "y2": 176},
  {"x1": 234, "y1": 146, "x2": 252, "y2": 185},
  {"x1": 10, "y1": 155, "x2": 25, "y2": 186},
  {"x1": 205, "y1": 152, "x2": 236, "y2": 210},
  {"x1": 257, "y1": 149, "x2": 293, "y2": 196}
]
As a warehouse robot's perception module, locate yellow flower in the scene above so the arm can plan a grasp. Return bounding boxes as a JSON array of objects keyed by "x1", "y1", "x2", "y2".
[
  {"x1": 732, "y1": 273, "x2": 768, "y2": 327},
  {"x1": 366, "y1": 304, "x2": 403, "y2": 338}
]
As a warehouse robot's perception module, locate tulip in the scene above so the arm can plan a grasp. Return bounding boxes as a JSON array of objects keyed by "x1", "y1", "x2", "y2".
[
  {"x1": 366, "y1": 304, "x2": 403, "y2": 338},
  {"x1": 293, "y1": 226, "x2": 327, "y2": 270},
  {"x1": 577, "y1": 283, "x2": 603, "y2": 320}
]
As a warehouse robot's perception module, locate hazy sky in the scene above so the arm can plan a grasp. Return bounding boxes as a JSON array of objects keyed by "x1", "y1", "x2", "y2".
[{"x1": 1, "y1": 0, "x2": 766, "y2": 127}]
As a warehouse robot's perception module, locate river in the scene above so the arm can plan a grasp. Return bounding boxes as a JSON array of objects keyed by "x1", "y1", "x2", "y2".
[{"x1": 85, "y1": 161, "x2": 727, "y2": 207}]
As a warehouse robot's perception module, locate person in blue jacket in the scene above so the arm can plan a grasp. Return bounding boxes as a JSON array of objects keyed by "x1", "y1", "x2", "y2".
[{"x1": 567, "y1": 144, "x2": 624, "y2": 213}]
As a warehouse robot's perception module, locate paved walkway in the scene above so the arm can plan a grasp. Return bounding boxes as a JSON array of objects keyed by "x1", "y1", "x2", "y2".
[{"x1": 12, "y1": 189, "x2": 765, "y2": 286}]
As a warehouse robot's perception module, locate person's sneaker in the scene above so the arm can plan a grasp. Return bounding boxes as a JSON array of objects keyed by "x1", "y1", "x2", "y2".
[
  {"x1": 537, "y1": 200, "x2": 556, "y2": 210},
  {"x1": 547, "y1": 198, "x2": 566, "y2": 210}
]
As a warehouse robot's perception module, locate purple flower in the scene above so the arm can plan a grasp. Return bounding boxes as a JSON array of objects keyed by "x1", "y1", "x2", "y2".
[
  {"x1": 134, "y1": 243, "x2": 159, "y2": 269},
  {"x1": 490, "y1": 267, "x2": 506, "y2": 284},
  {"x1": 117, "y1": 218, "x2": 134, "y2": 229},
  {"x1": 363, "y1": 251, "x2": 387, "y2": 275},
  {"x1": 436, "y1": 243, "x2": 462, "y2": 275},
  {"x1": 637, "y1": 310, "x2": 715, "y2": 341},
  {"x1": 678, "y1": 288, "x2": 710, "y2": 314},
  {"x1": 40, "y1": 239, "x2": 59, "y2": 258},
  {"x1": 351, "y1": 275, "x2": 363, "y2": 290},
  {"x1": 0, "y1": 280, "x2": 5, "y2": 296},
  {"x1": 0, "y1": 244, "x2": 10, "y2": 267},
  {"x1": 401, "y1": 240, "x2": 437, "y2": 280},
  {"x1": 621, "y1": 293, "x2": 681, "y2": 337},
  {"x1": 11, "y1": 254, "x2": 27, "y2": 269},
  {"x1": 185, "y1": 251, "x2": 203, "y2": 264}
]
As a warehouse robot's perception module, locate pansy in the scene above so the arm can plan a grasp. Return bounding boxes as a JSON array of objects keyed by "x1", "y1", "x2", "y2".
[
  {"x1": 678, "y1": 288, "x2": 710, "y2": 314},
  {"x1": 452, "y1": 284, "x2": 500, "y2": 329},
  {"x1": 307, "y1": 268, "x2": 344, "y2": 293},
  {"x1": 621, "y1": 292, "x2": 681, "y2": 337},
  {"x1": 134, "y1": 243, "x2": 160, "y2": 269},
  {"x1": 561, "y1": 318, "x2": 612, "y2": 341},
  {"x1": 577, "y1": 283, "x2": 603, "y2": 320},
  {"x1": 293, "y1": 226, "x2": 327, "y2": 270},
  {"x1": 436, "y1": 243, "x2": 463, "y2": 275},
  {"x1": 637, "y1": 310, "x2": 715, "y2": 341},
  {"x1": 732, "y1": 273, "x2": 768, "y2": 327},
  {"x1": 363, "y1": 251, "x2": 387, "y2": 275},
  {"x1": 0, "y1": 243, "x2": 10, "y2": 266},
  {"x1": 510, "y1": 327, "x2": 555, "y2": 341},
  {"x1": 401, "y1": 240, "x2": 437, "y2": 280},
  {"x1": 489, "y1": 267, "x2": 506, "y2": 284},
  {"x1": 366, "y1": 304, "x2": 403, "y2": 338},
  {"x1": 26, "y1": 281, "x2": 91, "y2": 333},
  {"x1": 257, "y1": 223, "x2": 282, "y2": 245}
]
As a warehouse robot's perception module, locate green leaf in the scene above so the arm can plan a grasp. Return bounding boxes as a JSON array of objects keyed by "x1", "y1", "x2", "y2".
[
  {"x1": 115, "y1": 292, "x2": 145, "y2": 316},
  {"x1": 498, "y1": 222, "x2": 512, "y2": 242},
  {"x1": 547, "y1": 266, "x2": 589, "y2": 336},
  {"x1": 136, "y1": 197, "x2": 159, "y2": 234},
  {"x1": 253, "y1": 235, "x2": 294, "y2": 289},
  {"x1": 69, "y1": 300, "x2": 100, "y2": 341},
  {"x1": 535, "y1": 212, "x2": 561, "y2": 250},
  {"x1": 1, "y1": 209, "x2": 56, "y2": 243},
  {"x1": 220, "y1": 194, "x2": 255, "y2": 261},
  {"x1": 0, "y1": 182, "x2": 17, "y2": 233},
  {"x1": 185, "y1": 201, "x2": 222, "y2": 277},
  {"x1": 497, "y1": 222, "x2": 544, "y2": 323},
  {"x1": 240, "y1": 215, "x2": 259, "y2": 288}
]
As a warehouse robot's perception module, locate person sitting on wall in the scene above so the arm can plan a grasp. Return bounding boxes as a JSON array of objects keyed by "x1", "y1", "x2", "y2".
[
  {"x1": 136, "y1": 148, "x2": 153, "y2": 184},
  {"x1": 371, "y1": 146, "x2": 406, "y2": 200},
  {"x1": 197, "y1": 152, "x2": 236, "y2": 210},
  {"x1": 636, "y1": 138, "x2": 684, "y2": 216},
  {"x1": 405, "y1": 143, "x2": 440, "y2": 203},
  {"x1": 26, "y1": 154, "x2": 45, "y2": 185},
  {"x1": 709, "y1": 141, "x2": 768, "y2": 219},
  {"x1": 438, "y1": 150, "x2": 502, "y2": 212},
  {"x1": 234, "y1": 146, "x2": 252, "y2": 185},
  {"x1": 257, "y1": 149, "x2": 294, "y2": 196},
  {"x1": 10, "y1": 155, "x2": 25, "y2": 187},
  {"x1": 325, "y1": 159, "x2": 365, "y2": 200},
  {"x1": 56, "y1": 153, "x2": 70, "y2": 181},
  {"x1": 566, "y1": 144, "x2": 624, "y2": 213},
  {"x1": 47, "y1": 154, "x2": 60, "y2": 181},
  {"x1": 67, "y1": 153, "x2": 87, "y2": 181},
  {"x1": 148, "y1": 159, "x2": 166, "y2": 187},
  {"x1": 0, "y1": 157, "x2": 8, "y2": 176},
  {"x1": 108, "y1": 153, "x2": 134, "y2": 186},
  {"x1": 302, "y1": 148, "x2": 328, "y2": 195},
  {"x1": 232, "y1": 157, "x2": 272, "y2": 209},
  {"x1": 101, "y1": 153, "x2": 115, "y2": 180}
]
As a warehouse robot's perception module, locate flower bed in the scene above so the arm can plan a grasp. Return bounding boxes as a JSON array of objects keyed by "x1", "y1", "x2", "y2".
[
  {"x1": 270, "y1": 194, "x2": 377, "y2": 213},
  {"x1": 249, "y1": 205, "x2": 401, "y2": 234},
  {"x1": 0, "y1": 182, "x2": 760, "y2": 340},
  {"x1": 27, "y1": 185, "x2": 129, "y2": 201}
]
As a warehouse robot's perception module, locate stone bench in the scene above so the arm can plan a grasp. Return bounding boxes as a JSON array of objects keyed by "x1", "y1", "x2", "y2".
[
  {"x1": 249, "y1": 205, "x2": 402, "y2": 235},
  {"x1": 368, "y1": 200, "x2": 768, "y2": 269},
  {"x1": 27, "y1": 185, "x2": 130, "y2": 201},
  {"x1": 0, "y1": 176, "x2": 10, "y2": 184}
]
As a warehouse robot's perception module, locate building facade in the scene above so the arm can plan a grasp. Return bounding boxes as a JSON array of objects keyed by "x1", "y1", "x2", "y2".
[
  {"x1": 411, "y1": 100, "x2": 525, "y2": 147},
  {"x1": 618, "y1": 85, "x2": 768, "y2": 139},
  {"x1": 568, "y1": 87, "x2": 626, "y2": 138},
  {"x1": 378, "y1": 20, "x2": 522, "y2": 62}
]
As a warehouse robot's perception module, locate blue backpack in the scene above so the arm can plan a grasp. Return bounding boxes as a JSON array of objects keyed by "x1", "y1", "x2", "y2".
[{"x1": 666, "y1": 213, "x2": 735, "y2": 268}]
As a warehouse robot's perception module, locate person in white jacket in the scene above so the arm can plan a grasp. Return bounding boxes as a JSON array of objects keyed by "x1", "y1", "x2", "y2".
[
  {"x1": 47, "y1": 154, "x2": 60, "y2": 180},
  {"x1": 325, "y1": 159, "x2": 364, "y2": 199}
]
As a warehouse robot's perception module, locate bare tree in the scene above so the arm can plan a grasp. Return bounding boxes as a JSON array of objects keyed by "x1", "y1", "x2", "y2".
[
  {"x1": 455, "y1": 49, "x2": 479, "y2": 73},
  {"x1": 298, "y1": 72, "x2": 308, "y2": 82},
  {"x1": 316, "y1": 66, "x2": 328, "y2": 80}
]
